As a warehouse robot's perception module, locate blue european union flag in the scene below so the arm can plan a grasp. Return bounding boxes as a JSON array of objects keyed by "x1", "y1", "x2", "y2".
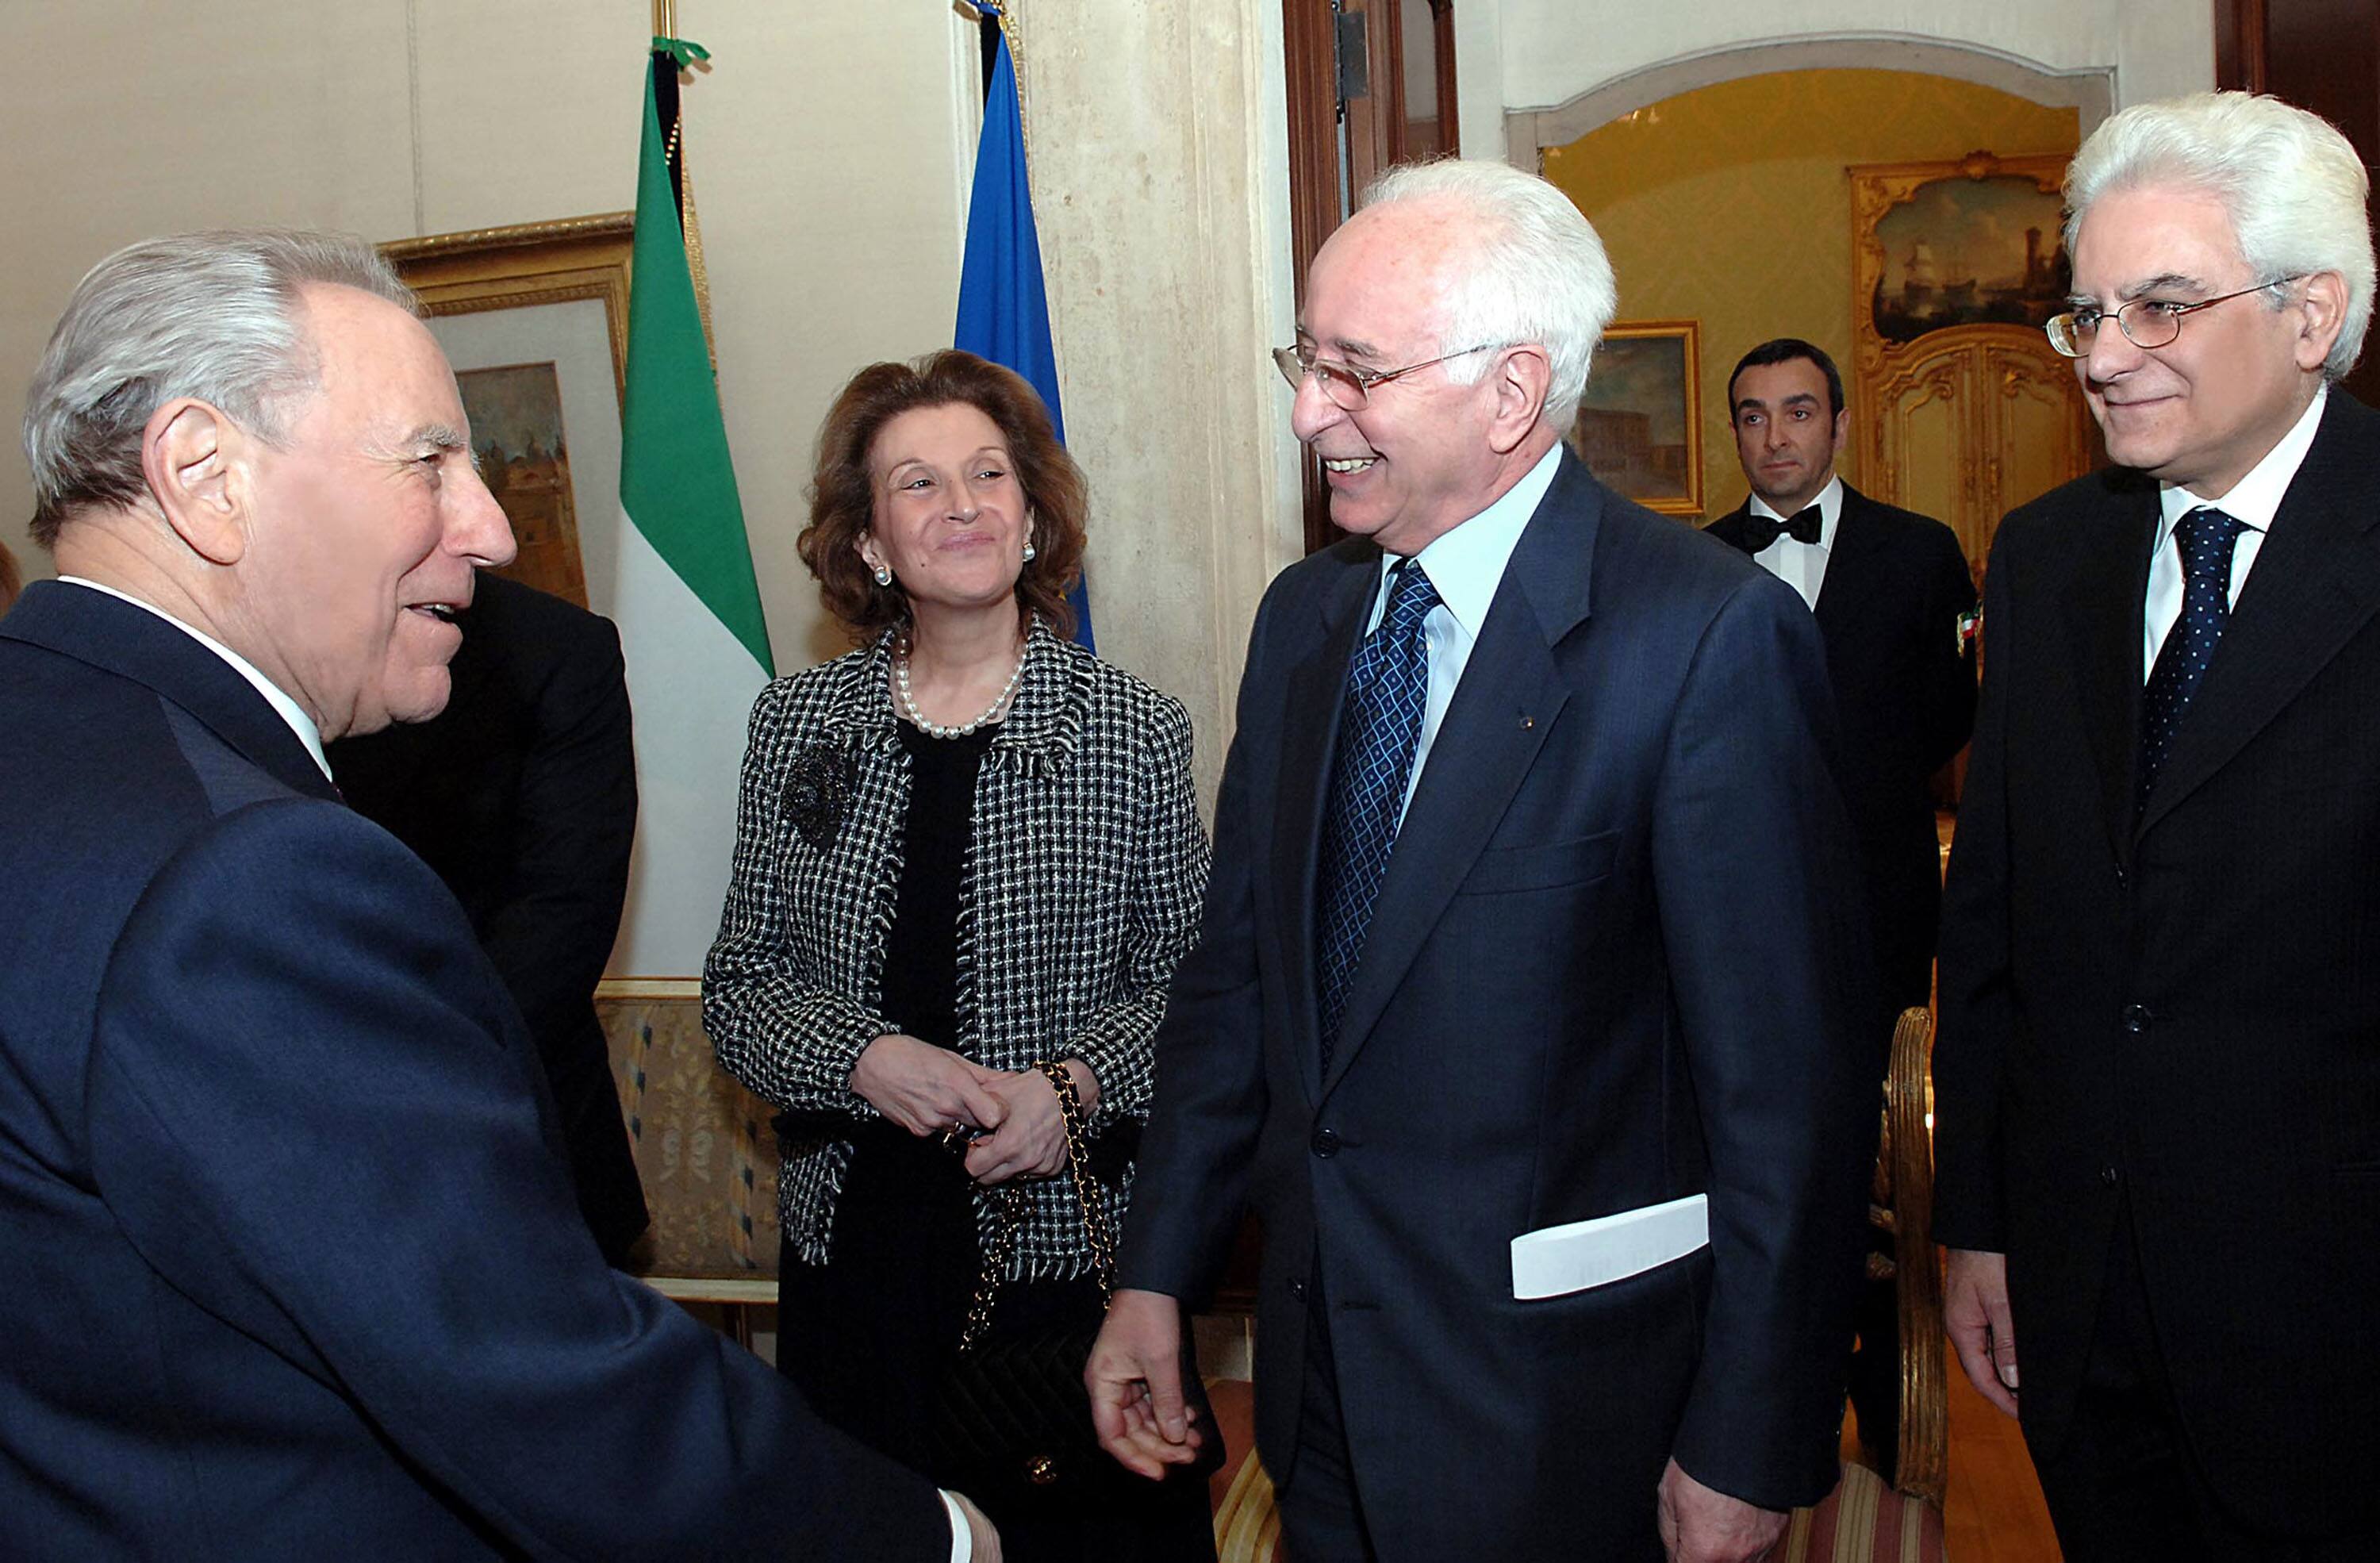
[{"x1": 955, "y1": 13, "x2": 1092, "y2": 650}]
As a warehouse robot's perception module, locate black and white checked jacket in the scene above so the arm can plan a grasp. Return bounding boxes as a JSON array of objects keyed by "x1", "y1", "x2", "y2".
[{"x1": 702, "y1": 619, "x2": 1211, "y2": 1280}]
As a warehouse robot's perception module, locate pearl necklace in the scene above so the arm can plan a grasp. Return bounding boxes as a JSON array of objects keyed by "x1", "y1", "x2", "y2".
[{"x1": 895, "y1": 639, "x2": 1026, "y2": 739}]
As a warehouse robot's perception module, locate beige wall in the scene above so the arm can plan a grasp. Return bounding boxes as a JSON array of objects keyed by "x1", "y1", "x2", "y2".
[
  {"x1": 0, "y1": 1, "x2": 973, "y2": 659},
  {"x1": 0, "y1": 0, "x2": 1292, "y2": 812}
]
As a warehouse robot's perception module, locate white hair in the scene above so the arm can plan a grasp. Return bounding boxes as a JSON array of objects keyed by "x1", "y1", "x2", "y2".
[
  {"x1": 23, "y1": 228, "x2": 415, "y2": 547},
  {"x1": 1359, "y1": 159, "x2": 1618, "y2": 427},
  {"x1": 2065, "y1": 91, "x2": 2374, "y2": 379}
]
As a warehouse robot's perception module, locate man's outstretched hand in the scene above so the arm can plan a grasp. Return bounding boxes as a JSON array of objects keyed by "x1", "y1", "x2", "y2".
[{"x1": 1084, "y1": 1287, "x2": 1204, "y2": 1478}]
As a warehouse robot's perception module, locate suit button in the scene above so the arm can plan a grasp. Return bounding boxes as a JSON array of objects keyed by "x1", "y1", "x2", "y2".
[
  {"x1": 1290, "y1": 1278, "x2": 1307, "y2": 1300},
  {"x1": 1311, "y1": 1127, "x2": 1340, "y2": 1158},
  {"x1": 2100, "y1": 1166, "x2": 2121, "y2": 1187},
  {"x1": 2122, "y1": 1004, "x2": 2151, "y2": 1035}
]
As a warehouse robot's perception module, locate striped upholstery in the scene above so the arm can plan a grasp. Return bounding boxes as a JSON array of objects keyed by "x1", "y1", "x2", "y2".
[{"x1": 1784, "y1": 1461, "x2": 1946, "y2": 1563}]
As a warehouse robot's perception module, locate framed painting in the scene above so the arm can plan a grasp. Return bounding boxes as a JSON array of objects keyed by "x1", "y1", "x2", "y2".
[
  {"x1": 379, "y1": 214, "x2": 635, "y2": 610},
  {"x1": 1570, "y1": 319, "x2": 1702, "y2": 517},
  {"x1": 1851, "y1": 152, "x2": 2070, "y2": 352}
]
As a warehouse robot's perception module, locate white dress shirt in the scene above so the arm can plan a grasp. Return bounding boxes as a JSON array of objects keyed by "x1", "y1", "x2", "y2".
[
  {"x1": 2143, "y1": 385, "x2": 2327, "y2": 678},
  {"x1": 1363, "y1": 440, "x2": 1564, "y2": 823},
  {"x1": 58, "y1": 574, "x2": 332, "y2": 780},
  {"x1": 1743, "y1": 474, "x2": 1844, "y2": 611}
]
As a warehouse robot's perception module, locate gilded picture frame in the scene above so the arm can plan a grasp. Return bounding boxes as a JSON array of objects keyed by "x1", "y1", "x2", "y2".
[
  {"x1": 1571, "y1": 319, "x2": 1702, "y2": 517},
  {"x1": 1849, "y1": 152, "x2": 2071, "y2": 365}
]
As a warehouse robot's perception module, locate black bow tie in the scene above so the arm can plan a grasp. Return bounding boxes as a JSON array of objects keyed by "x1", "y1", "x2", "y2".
[{"x1": 1739, "y1": 506, "x2": 1821, "y2": 553}]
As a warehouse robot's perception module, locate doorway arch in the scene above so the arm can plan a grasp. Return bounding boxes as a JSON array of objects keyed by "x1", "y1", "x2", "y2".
[{"x1": 1507, "y1": 36, "x2": 2112, "y2": 168}]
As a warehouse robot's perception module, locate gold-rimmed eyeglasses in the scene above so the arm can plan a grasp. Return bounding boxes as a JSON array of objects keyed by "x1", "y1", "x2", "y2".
[
  {"x1": 1271, "y1": 340, "x2": 1505, "y2": 410},
  {"x1": 2045, "y1": 276, "x2": 2305, "y2": 357}
]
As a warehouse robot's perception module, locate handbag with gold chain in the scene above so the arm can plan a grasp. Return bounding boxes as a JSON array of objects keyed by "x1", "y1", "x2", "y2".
[{"x1": 930, "y1": 1059, "x2": 1222, "y2": 1511}]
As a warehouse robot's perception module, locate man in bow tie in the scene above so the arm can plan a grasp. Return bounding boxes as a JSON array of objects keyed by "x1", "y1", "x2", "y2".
[
  {"x1": 1936, "y1": 92, "x2": 2380, "y2": 1558},
  {"x1": 1706, "y1": 339, "x2": 1979, "y2": 1473},
  {"x1": 1710, "y1": 340, "x2": 1976, "y2": 1028}
]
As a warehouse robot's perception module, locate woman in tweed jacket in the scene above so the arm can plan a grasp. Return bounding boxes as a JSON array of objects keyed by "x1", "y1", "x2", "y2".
[{"x1": 703, "y1": 351, "x2": 1213, "y2": 1561}]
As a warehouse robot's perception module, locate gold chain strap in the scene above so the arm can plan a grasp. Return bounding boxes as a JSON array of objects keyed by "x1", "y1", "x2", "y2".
[{"x1": 958, "y1": 1059, "x2": 1112, "y2": 1352}]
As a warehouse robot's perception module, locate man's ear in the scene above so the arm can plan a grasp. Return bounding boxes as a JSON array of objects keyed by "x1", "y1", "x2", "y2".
[
  {"x1": 140, "y1": 399, "x2": 247, "y2": 566},
  {"x1": 2294, "y1": 271, "x2": 2349, "y2": 373},
  {"x1": 1831, "y1": 405, "x2": 1851, "y2": 459},
  {"x1": 1487, "y1": 345, "x2": 1553, "y2": 455}
]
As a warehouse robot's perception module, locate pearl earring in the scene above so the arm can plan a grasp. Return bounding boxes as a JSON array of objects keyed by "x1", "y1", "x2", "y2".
[
  {"x1": 873, "y1": 566, "x2": 893, "y2": 586},
  {"x1": 1022, "y1": 542, "x2": 1037, "y2": 563}
]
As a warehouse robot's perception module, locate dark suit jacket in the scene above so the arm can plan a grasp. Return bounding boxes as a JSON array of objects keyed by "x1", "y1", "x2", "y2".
[
  {"x1": 1119, "y1": 453, "x2": 1878, "y2": 1559},
  {"x1": 331, "y1": 575, "x2": 648, "y2": 1263},
  {"x1": 0, "y1": 580, "x2": 945, "y2": 1559},
  {"x1": 1708, "y1": 485, "x2": 1977, "y2": 1014},
  {"x1": 1934, "y1": 390, "x2": 2380, "y2": 1531}
]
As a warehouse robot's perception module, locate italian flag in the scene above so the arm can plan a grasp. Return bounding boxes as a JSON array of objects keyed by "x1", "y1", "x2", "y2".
[{"x1": 611, "y1": 43, "x2": 774, "y2": 976}]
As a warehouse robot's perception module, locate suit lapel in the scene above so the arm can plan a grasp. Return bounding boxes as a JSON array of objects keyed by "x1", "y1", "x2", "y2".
[
  {"x1": 2052, "y1": 486, "x2": 2159, "y2": 870},
  {"x1": 1812, "y1": 486, "x2": 1886, "y2": 628},
  {"x1": 2139, "y1": 395, "x2": 2380, "y2": 836},
  {"x1": 1319, "y1": 459, "x2": 1594, "y2": 1096},
  {"x1": 1274, "y1": 559, "x2": 1378, "y2": 1104},
  {"x1": 3, "y1": 580, "x2": 344, "y2": 804}
]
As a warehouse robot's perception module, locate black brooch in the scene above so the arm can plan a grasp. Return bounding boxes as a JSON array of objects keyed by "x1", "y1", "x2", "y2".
[{"x1": 781, "y1": 744, "x2": 856, "y2": 851}]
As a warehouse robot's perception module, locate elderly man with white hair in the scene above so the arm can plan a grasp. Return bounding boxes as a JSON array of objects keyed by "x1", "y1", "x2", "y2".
[
  {"x1": 1937, "y1": 91, "x2": 2380, "y2": 1558},
  {"x1": 1088, "y1": 159, "x2": 1877, "y2": 1562},
  {"x1": 0, "y1": 229, "x2": 997, "y2": 1561}
]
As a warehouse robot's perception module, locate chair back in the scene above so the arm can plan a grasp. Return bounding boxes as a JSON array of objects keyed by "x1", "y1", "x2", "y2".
[{"x1": 596, "y1": 978, "x2": 780, "y2": 1300}]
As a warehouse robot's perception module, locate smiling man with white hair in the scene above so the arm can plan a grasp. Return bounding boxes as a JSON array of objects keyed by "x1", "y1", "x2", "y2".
[
  {"x1": 1937, "y1": 90, "x2": 2380, "y2": 1559},
  {"x1": 0, "y1": 229, "x2": 994, "y2": 1561},
  {"x1": 1088, "y1": 159, "x2": 1876, "y2": 1563}
]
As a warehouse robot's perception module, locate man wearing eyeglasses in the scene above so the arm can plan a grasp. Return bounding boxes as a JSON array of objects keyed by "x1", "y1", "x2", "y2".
[
  {"x1": 1934, "y1": 91, "x2": 2380, "y2": 1558},
  {"x1": 1090, "y1": 159, "x2": 1876, "y2": 1562}
]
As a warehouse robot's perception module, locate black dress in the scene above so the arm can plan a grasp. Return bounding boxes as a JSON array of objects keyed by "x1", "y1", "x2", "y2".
[{"x1": 776, "y1": 720, "x2": 1212, "y2": 1563}]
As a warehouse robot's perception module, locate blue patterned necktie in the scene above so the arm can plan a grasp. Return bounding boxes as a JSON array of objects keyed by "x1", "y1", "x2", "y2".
[
  {"x1": 1315, "y1": 559, "x2": 1440, "y2": 1068},
  {"x1": 2137, "y1": 505, "x2": 2248, "y2": 812}
]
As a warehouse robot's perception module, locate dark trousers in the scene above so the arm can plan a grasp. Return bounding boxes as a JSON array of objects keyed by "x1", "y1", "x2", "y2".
[
  {"x1": 1277, "y1": 1285, "x2": 1380, "y2": 1563},
  {"x1": 2030, "y1": 1199, "x2": 2363, "y2": 1562}
]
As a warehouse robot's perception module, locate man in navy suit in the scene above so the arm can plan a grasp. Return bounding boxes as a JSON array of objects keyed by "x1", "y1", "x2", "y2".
[
  {"x1": 1088, "y1": 161, "x2": 1875, "y2": 1562},
  {"x1": 1707, "y1": 338, "x2": 1978, "y2": 1473},
  {"x1": 1937, "y1": 92, "x2": 2380, "y2": 1558},
  {"x1": 0, "y1": 230, "x2": 992, "y2": 1559}
]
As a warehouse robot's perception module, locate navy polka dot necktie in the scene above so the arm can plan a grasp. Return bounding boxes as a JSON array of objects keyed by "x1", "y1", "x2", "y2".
[
  {"x1": 2137, "y1": 505, "x2": 2248, "y2": 812},
  {"x1": 1315, "y1": 559, "x2": 1439, "y2": 1069}
]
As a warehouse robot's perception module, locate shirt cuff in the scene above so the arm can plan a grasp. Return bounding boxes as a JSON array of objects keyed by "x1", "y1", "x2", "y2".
[{"x1": 939, "y1": 1489, "x2": 972, "y2": 1563}]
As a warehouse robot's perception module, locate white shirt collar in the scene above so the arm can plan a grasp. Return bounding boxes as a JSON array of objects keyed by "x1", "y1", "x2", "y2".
[
  {"x1": 2158, "y1": 383, "x2": 2328, "y2": 543},
  {"x1": 1746, "y1": 472, "x2": 1843, "y2": 553},
  {"x1": 59, "y1": 575, "x2": 332, "y2": 780},
  {"x1": 1387, "y1": 440, "x2": 1566, "y2": 637}
]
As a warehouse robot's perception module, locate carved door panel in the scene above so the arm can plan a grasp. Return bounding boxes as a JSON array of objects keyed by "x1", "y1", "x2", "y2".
[
  {"x1": 1875, "y1": 345, "x2": 1975, "y2": 545},
  {"x1": 1980, "y1": 339, "x2": 2095, "y2": 562}
]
